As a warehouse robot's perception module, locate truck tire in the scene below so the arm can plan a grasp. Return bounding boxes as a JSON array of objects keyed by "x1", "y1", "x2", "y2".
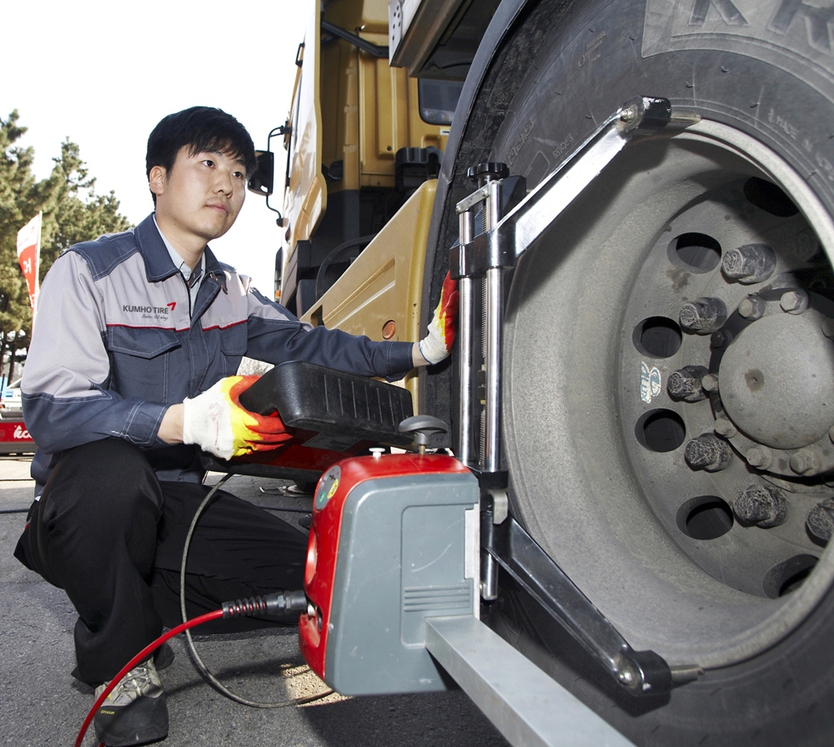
[{"x1": 436, "y1": 0, "x2": 834, "y2": 744}]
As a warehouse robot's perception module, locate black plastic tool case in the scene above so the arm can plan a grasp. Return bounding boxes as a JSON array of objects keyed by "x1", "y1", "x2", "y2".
[{"x1": 239, "y1": 360, "x2": 414, "y2": 450}]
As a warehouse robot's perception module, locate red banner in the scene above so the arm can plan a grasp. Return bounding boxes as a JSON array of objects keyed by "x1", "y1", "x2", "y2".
[{"x1": 16, "y1": 212, "x2": 41, "y2": 310}]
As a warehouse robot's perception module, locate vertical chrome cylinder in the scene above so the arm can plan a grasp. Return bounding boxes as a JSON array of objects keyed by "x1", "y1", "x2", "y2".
[
  {"x1": 483, "y1": 179, "x2": 504, "y2": 473},
  {"x1": 484, "y1": 267, "x2": 503, "y2": 472},
  {"x1": 457, "y1": 210, "x2": 475, "y2": 466},
  {"x1": 457, "y1": 278, "x2": 475, "y2": 466},
  {"x1": 480, "y1": 508, "x2": 498, "y2": 601},
  {"x1": 480, "y1": 550, "x2": 499, "y2": 601}
]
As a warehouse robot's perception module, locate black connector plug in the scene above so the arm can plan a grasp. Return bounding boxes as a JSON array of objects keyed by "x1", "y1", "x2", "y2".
[{"x1": 222, "y1": 590, "x2": 307, "y2": 619}]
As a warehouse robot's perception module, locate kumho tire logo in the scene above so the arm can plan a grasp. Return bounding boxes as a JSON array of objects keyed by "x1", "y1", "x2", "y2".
[{"x1": 122, "y1": 305, "x2": 171, "y2": 315}]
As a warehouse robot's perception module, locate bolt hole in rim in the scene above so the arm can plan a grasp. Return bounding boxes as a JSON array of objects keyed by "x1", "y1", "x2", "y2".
[
  {"x1": 633, "y1": 317, "x2": 682, "y2": 358},
  {"x1": 676, "y1": 496, "x2": 734, "y2": 541},
  {"x1": 634, "y1": 409, "x2": 685, "y2": 453},
  {"x1": 503, "y1": 119, "x2": 834, "y2": 667},
  {"x1": 668, "y1": 232, "x2": 722, "y2": 273}
]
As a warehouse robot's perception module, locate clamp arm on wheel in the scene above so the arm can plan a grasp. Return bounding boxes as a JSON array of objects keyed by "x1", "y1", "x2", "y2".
[{"x1": 489, "y1": 516, "x2": 685, "y2": 695}]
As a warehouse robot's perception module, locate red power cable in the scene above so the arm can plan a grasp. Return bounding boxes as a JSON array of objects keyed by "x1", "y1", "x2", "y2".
[{"x1": 75, "y1": 608, "x2": 224, "y2": 747}]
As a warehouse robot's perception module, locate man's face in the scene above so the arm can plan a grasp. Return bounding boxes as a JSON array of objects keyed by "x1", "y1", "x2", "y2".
[{"x1": 149, "y1": 146, "x2": 247, "y2": 250}]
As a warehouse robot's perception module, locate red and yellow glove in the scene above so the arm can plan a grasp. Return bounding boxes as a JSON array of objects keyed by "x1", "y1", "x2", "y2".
[
  {"x1": 182, "y1": 375, "x2": 292, "y2": 460},
  {"x1": 418, "y1": 271, "x2": 459, "y2": 365}
]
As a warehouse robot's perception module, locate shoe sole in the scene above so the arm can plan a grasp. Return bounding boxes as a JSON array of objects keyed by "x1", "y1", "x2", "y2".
[{"x1": 95, "y1": 692, "x2": 169, "y2": 747}]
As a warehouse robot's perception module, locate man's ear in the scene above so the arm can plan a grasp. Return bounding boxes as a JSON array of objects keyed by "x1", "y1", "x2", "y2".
[{"x1": 148, "y1": 165, "x2": 167, "y2": 198}]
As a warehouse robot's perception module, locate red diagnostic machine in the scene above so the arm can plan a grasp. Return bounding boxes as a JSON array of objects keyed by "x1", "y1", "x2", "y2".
[{"x1": 299, "y1": 451, "x2": 479, "y2": 695}]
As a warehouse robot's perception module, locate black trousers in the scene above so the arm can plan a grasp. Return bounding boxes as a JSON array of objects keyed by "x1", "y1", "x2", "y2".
[{"x1": 14, "y1": 438, "x2": 307, "y2": 686}]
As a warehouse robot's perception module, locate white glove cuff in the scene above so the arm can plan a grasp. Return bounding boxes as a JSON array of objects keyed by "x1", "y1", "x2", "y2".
[
  {"x1": 418, "y1": 332, "x2": 448, "y2": 366},
  {"x1": 181, "y1": 384, "x2": 234, "y2": 459}
]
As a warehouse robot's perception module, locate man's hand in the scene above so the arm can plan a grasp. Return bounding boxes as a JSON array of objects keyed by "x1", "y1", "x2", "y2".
[
  {"x1": 417, "y1": 271, "x2": 459, "y2": 365},
  {"x1": 181, "y1": 375, "x2": 293, "y2": 460}
]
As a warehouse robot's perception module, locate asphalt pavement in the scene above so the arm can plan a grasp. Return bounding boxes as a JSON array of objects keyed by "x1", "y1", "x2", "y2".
[{"x1": 0, "y1": 454, "x2": 509, "y2": 747}]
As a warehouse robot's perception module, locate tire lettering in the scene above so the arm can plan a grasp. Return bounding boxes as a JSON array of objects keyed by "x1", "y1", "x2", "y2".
[
  {"x1": 769, "y1": 0, "x2": 834, "y2": 55},
  {"x1": 689, "y1": 0, "x2": 747, "y2": 26},
  {"x1": 507, "y1": 119, "x2": 534, "y2": 165},
  {"x1": 644, "y1": 0, "x2": 834, "y2": 77},
  {"x1": 578, "y1": 31, "x2": 607, "y2": 67},
  {"x1": 767, "y1": 107, "x2": 800, "y2": 140},
  {"x1": 552, "y1": 133, "x2": 574, "y2": 159},
  {"x1": 766, "y1": 107, "x2": 834, "y2": 182},
  {"x1": 815, "y1": 149, "x2": 834, "y2": 183}
]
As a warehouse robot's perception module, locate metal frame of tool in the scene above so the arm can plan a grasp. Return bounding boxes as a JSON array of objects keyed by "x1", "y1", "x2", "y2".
[{"x1": 451, "y1": 96, "x2": 703, "y2": 696}]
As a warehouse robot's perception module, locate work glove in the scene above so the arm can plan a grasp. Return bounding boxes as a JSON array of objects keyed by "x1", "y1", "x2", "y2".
[
  {"x1": 182, "y1": 375, "x2": 292, "y2": 460},
  {"x1": 418, "y1": 271, "x2": 459, "y2": 365}
]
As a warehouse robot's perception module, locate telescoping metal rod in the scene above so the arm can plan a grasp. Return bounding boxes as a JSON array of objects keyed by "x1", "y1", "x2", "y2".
[
  {"x1": 455, "y1": 164, "x2": 510, "y2": 473},
  {"x1": 457, "y1": 208, "x2": 476, "y2": 467},
  {"x1": 483, "y1": 178, "x2": 504, "y2": 473},
  {"x1": 455, "y1": 164, "x2": 509, "y2": 603}
]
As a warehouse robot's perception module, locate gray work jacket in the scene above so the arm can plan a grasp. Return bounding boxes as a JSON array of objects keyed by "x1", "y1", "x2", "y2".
[{"x1": 22, "y1": 214, "x2": 414, "y2": 488}]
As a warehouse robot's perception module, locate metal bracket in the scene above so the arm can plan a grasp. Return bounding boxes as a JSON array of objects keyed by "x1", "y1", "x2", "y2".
[
  {"x1": 451, "y1": 96, "x2": 698, "y2": 279},
  {"x1": 489, "y1": 517, "x2": 675, "y2": 695}
]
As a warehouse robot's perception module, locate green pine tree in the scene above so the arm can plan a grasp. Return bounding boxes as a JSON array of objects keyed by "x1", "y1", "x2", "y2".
[{"x1": 0, "y1": 110, "x2": 131, "y2": 381}]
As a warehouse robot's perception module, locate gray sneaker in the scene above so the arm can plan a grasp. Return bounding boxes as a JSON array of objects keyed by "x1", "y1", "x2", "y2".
[{"x1": 94, "y1": 659, "x2": 169, "y2": 746}]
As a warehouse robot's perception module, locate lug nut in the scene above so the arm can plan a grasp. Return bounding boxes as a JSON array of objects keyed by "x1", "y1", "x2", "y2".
[
  {"x1": 733, "y1": 484, "x2": 788, "y2": 528},
  {"x1": 780, "y1": 289, "x2": 810, "y2": 314},
  {"x1": 790, "y1": 448, "x2": 820, "y2": 476},
  {"x1": 806, "y1": 498, "x2": 834, "y2": 543},
  {"x1": 684, "y1": 434, "x2": 733, "y2": 472},
  {"x1": 679, "y1": 297, "x2": 727, "y2": 334},
  {"x1": 746, "y1": 446, "x2": 773, "y2": 470},
  {"x1": 737, "y1": 295, "x2": 765, "y2": 320},
  {"x1": 711, "y1": 329, "x2": 734, "y2": 349},
  {"x1": 667, "y1": 365, "x2": 709, "y2": 402},
  {"x1": 701, "y1": 373, "x2": 719, "y2": 393},
  {"x1": 713, "y1": 417, "x2": 737, "y2": 438},
  {"x1": 721, "y1": 243, "x2": 777, "y2": 284}
]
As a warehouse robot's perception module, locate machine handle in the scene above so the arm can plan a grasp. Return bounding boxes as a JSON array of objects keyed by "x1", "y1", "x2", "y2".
[{"x1": 399, "y1": 415, "x2": 449, "y2": 452}]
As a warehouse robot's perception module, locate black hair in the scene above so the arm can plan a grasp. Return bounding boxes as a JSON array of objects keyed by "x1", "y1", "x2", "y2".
[{"x1": 146, "y1": 106, "x2": 257, "y2": 198}]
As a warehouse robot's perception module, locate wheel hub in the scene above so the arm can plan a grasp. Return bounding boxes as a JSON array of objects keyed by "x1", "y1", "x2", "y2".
[{"x1": 718, "y1": 302, "x2": 834, "y2": 452}]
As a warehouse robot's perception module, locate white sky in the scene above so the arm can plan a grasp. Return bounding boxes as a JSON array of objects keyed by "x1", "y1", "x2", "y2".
[{"x1": 3, "y1": 0, "x2": 309, "y2": 294}]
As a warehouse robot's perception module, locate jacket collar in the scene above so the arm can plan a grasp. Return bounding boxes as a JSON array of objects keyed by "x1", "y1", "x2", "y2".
[{"x1": 134, "y1": 213, "x2": 226, "y2": 291}]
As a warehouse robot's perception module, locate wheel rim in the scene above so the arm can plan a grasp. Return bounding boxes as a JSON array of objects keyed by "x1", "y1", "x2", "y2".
[{"x1": 503, "y1": 119, "x2": 834, "y2": 668}]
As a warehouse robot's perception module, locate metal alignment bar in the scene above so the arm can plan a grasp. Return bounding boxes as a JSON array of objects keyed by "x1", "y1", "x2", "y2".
[
  {"x1": 452, "y1": 97, "x2": 693, "y2": 278},
  {"x1": 425, "y1": 615, "x2": 636, "y2": 747},
  {"x1": 490, "y1": 517, "x2": 673, "y2": 695}
]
